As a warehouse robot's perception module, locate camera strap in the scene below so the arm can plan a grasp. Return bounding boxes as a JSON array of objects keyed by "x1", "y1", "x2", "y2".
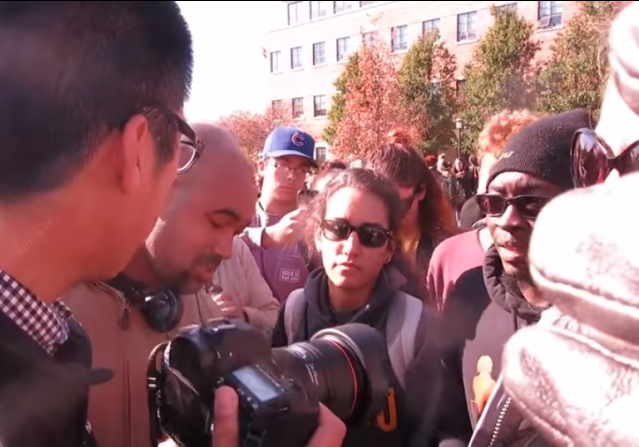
[{"x1": 146, "y1": 341, "x2": 169, "y2": 447}]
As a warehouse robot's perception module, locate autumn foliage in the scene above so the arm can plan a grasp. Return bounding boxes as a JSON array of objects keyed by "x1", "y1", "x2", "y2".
[
  {"x1": 331, "y1": 31, "x2": 410, "y2": 160},
  {"x1": 216, "y1": 103, "x2": 302, "y2": 162},
  {"x1": 398, "y1": 29, "x2": 458, "y2": 153}
]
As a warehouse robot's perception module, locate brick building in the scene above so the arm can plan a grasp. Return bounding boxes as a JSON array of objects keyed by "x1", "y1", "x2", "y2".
[{"x1": 262, "y1": 1, "x2": 579, "y2": 159}]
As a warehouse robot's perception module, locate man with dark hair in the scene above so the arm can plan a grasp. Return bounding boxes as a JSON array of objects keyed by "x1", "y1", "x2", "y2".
[{"x1": 0, "y1": 2, "x2": 196, "y2": 447}]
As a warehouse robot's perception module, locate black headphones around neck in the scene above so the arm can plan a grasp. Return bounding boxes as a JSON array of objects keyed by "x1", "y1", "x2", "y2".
[{"x1": 105, "y1": 273, "x2": 184, "y2": 333}]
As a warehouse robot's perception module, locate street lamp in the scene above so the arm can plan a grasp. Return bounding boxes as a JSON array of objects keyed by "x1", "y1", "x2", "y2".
[{"x1": 454, "y1": 118, "x2": 464, "y2": 158}]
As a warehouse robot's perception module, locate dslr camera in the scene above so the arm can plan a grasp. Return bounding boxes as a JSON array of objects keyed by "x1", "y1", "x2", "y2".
[{"x1": 147, "y1": 319, "x2": 390, "y2": 447}]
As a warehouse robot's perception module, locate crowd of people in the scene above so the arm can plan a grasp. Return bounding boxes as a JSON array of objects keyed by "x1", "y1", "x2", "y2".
[{"x1": 2, "y1": 2, "x2": 639, "y2": 447}]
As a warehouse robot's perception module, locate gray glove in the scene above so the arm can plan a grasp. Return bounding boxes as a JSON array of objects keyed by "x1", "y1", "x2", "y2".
[{"x1": 501, "y1": 172, "x2": 639, "y2": 446}]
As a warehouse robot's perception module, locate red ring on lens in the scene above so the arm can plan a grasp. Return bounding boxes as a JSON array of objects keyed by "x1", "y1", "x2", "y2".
[{"x1": 325, "y1": 339, "x2": 359, "y2": 417}]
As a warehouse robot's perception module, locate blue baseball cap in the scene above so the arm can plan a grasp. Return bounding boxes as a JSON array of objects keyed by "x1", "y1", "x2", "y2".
[{"x1": 262, "y1": 126, "x2": 316, "y2": 165}]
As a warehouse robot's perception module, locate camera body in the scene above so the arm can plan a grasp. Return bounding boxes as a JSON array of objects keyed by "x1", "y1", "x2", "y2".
[
  {"x1": 149, "y1": 319, "x2": 318, "y2": 447},
  {"x1": 148, "y1": 318, "x2": 390, "y2": 447}
]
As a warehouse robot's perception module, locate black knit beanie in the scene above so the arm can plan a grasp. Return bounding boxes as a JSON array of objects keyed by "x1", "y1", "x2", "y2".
[{"x1": 487, "y1": 109, "x2": 593, "y2": 191}]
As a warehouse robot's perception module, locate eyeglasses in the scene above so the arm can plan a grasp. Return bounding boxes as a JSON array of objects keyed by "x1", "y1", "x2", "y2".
[
  {"x1": 321, "y1": 219, "x2": 392, "y2": 248},
  {"x1": 141, "y1": 107, "x2": 204, "y2": 174},
  {"x1": 475, "y1": 193, "x2": 550, "y2": 220},
  {"x1": 570, "y1": 128, "x2": 639, "y2": 188},
  {"x1": 268, "y1": 159, "x2": 311, "y2": 177}
]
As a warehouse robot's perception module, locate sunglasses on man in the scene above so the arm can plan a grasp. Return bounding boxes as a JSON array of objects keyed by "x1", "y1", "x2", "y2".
[
  {"x1": 475, "y1": 194, "x2": 551, "y2": 220},
  {"x1": 570, "y1": 128, "x2": 639, "y2": 188}
]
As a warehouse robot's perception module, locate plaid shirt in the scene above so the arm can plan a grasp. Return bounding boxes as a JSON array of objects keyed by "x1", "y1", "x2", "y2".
[{"x1": 0, "y1": 270, "x2": 72, "y2": 355}]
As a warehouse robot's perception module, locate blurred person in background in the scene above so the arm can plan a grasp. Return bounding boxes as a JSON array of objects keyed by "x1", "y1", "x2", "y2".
[
  {"x1": 0, "y1": 3, "x2": 195, "y2": 446},
  {"x1": 62, "y1": 124, "x2": 258, "y2": 447},
  {"x1": 439, "y1": 110, "x2": 591, "y2": 446},
  {"x1": 368, "y1": 130, "x2": 458, "y2": 307},
  {"x1": 429, "y1": 110, "x2": 544, "y2": 311},
  {"x1": 272, "y1": 168, "x2": 471, "y2": 447},
  {"x1": 438, "y1": 160, "x2": 466, "y2": 214},
  {"x1": 243, "y1": 126, "x2": 316, "y2": 302},
  {"x1": 452, "y1": 157, "x2": 475, "y2": 200},
  {"x1": 502, "y1": 4, "x2": 639, "y2": 445}
]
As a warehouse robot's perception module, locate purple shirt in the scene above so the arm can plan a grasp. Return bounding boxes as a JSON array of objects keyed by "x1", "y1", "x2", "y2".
[{"x1": 242, "y1": 204, "x2": 309, "y2": 303}]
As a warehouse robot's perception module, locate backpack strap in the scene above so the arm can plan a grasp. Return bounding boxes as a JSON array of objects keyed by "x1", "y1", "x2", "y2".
[
  {"x1": 284, "y1": 288, "x2": 306, "y2": 343},
  {"x1": 386, "y1": 292, "x2": 423, "y2": 388}
]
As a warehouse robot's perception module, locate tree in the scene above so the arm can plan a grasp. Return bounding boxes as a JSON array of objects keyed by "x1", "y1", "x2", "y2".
[
  {"x1": 216, "y1": 102, "x2": 299, "y2": 162},
  {"x1": 331, "y1": 31, "x2": 410, "y2": 160},
  {"x1": 398, "y1": 29, "x2": 458, "y2": 154},
  {"x1": 458, "y1": 6, "x2": 540, "y2": 154},
  {"x1": 322, "y1": 52, "x2": 360, "y2": 145},
  {"x1": 536, "y1": 1, "x2": 620, "y2": 117}
]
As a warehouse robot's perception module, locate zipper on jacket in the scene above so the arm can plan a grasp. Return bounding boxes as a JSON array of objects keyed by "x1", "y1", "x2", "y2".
[{"x1": 487, "y1": 396, "x2": 512, "y2": 447}]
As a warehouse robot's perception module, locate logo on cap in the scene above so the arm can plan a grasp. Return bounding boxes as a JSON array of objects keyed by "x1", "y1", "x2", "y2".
[{"x1": 291, "y1": 132, "x2": 305, "y2": 147}]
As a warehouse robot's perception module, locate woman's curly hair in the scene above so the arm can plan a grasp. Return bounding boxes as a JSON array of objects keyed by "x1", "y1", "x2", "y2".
[{"x1": 476, "y1": 109, "x2": 545, "y2": 159}]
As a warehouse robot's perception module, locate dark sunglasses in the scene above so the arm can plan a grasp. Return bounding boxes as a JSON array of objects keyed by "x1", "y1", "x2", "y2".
[
  {"x1": 571, "y1": 128, "x2": 639, "y2": 188},
  {"x1": 321, "y1": 219, "x2": 392, "y2": 248},
  {"x1": 475, "y1": 194, "x2": 550, "y2": 220},
  {"x1": 140, "y1": 107, "x2": 204, "y2": 174}
]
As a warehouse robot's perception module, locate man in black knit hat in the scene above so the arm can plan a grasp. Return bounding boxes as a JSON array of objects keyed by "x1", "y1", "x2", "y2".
[{"x1": 439, "y1": 109, "x2": 593, "y2": 446}]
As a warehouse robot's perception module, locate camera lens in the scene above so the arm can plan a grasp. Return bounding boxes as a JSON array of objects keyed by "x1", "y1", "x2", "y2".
[{"x1": 272, "y1": 323, "x2": 390, "y2": 424}]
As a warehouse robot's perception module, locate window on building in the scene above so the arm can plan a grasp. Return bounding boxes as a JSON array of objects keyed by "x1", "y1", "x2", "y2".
[
  {"x1": 270, "y1": 51, "x2": 281, "y2": 73},
  {"x1": 288, "y1": 1, "x2": 305, "y2": 25},
  {"x1": 457, "y1": 11, "x2": 477, "y2": 41},
  {"x1": 291, "y1": 47, "x2": 303, "y2": 69},
  {"x1": 538, "y1": 1, "x2": 563, "y2": 27},
  {"x1": 271, "y1": 99, "x2": 283, "y2": 111},
  {"x1": 310, "y1": 1, "x2": 330, "y2": 19},
  {"x1": 391, "y1": 25, "x2": 408, "y2": 52},
  {"x1": 360, "y1": 1, "x2": 375, "y2": 6},
  {"x1": 497, "y1": 3, "x2": 517, "y2": 14},
  {"x1": 292, "y1": 97, "x2": 304, "y2": 118},
  {"x1": 336, "y1": 37, "x2": 351, "y2": 62},
  {"x1": 313, "y1": 42, "x2": 326, "y2": 65},
  {"x1": 422, "y1": 19, "x2": 440, "y2": 34},
  {"x1": 334, "y1": 1, "x2": 354, "y2": 13},
  {"x1": 315, "y1": 146, "x2": 328, "y2": 164},
  {"x1": 362, "y1": 31, "x2": 375, "y2": 47},
  {"x1": 313, "y1": 95, "x2": 327, "y2": 117}
]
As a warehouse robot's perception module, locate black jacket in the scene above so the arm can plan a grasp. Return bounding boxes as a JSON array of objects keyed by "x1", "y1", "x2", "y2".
[
  {"x1": 441, "y1": 246, "x2": 547, "y2": 446},
  {"x1": 0, "y1": 311, "x2": 99, "y2": 447},
  {"x1": 273, "y1": 268, "x2": 471, "y2": 447}
]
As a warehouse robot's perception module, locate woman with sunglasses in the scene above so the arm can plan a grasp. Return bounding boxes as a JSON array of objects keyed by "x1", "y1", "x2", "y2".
[
  {"x1": 271, "y1": 168, "x2": 471, "y2": 447},
  {"x1": 367, "y1": 130, "x2": 459, "y2": 308}
]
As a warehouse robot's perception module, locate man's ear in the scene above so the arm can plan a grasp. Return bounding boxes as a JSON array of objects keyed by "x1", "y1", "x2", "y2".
[
  {"x1": 119, "y1": 113, "x2": 154, "y2": 194},
  {"x1": 257, "y1": 158, "x2": 267, "y2": 176}
]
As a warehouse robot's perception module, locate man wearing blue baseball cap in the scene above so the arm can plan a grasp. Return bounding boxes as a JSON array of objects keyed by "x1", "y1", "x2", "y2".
[{"x1": 241, "y1": 126, "x2": 316, "y2": 303}]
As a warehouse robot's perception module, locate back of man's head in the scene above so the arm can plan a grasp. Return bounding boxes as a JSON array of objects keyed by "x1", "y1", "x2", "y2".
[{"x1": 0, "y1": 2, "x2": 193, "y2": 200}]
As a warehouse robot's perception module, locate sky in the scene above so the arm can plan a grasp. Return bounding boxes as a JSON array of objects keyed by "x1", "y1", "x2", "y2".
[{"x1": 177, "y1": 2, "x2": 279, "y2": 122}]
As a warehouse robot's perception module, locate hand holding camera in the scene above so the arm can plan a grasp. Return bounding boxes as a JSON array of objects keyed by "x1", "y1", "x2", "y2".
[{"x1": 147, "y1": 319, "x2": 390, "y2": 447}]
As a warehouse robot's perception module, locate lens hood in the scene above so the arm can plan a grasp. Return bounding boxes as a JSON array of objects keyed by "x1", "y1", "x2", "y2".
[{"x1": 311, "y1": 323, "x2": 391, "y2": 421}]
